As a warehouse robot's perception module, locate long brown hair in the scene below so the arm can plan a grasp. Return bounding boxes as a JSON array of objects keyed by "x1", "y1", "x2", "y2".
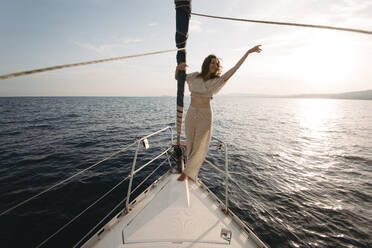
[{"x1": 198, "y1": 54, "x2": 222, "y2": 80}]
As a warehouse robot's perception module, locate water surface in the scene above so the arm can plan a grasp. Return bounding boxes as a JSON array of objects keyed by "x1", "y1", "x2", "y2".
[{"x1": 0, "y1": 96, "x2": 371, "y2": 247}]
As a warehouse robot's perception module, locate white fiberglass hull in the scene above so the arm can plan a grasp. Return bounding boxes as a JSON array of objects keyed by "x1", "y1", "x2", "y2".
[{"x1": 83, "y1": 171, "x2": 268, "y2": 248}]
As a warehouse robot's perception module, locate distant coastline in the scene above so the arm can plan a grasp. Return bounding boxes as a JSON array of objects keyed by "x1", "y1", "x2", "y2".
[
  {"x1": 1, "y1": 90, "x2": 371, "y2": 99},
  {"x1": 224, "y1": 89, "x2": 372, "y2": 100}
]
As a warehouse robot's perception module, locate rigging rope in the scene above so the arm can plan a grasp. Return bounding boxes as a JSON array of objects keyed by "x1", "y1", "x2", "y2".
[
  {"x1": 1, "y1": 13, "x2": 369, "y2": 82},
  {"x1": 192, "y1": 12, "x2": 372, "y2": 36},
  {"x1": 0, "y1": 48, "x2": 185, "y2": 81}
]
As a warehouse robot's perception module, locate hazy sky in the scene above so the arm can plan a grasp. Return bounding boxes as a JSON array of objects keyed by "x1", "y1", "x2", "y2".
[{"x1": 0, "y1": 0, "x2": 371, "y2": 96}]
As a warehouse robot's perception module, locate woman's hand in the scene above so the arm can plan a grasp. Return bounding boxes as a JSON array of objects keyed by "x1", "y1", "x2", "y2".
[
  {"x1": 248, "y1": 45, "x2": 262, "y2": 54},
  {"x1": 175, "y1": 62, "x2": 187, "y2": 80},
  {"x1": 176, "y1": 62, "x2": 187, "y2": 71}
]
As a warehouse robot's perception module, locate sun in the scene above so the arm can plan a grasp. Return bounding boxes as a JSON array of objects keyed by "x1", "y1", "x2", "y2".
[{"x1": 291, "y1": 31, "x2": 358, "y2": 90}]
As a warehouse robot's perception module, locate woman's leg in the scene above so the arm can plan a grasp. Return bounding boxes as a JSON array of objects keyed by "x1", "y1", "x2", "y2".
[
  {"x1": 178, "y1": 107, "x2": 196, "y2": 181},
  {"x1": 183, "y1": 107, "x2": 212, "y2": 181}
]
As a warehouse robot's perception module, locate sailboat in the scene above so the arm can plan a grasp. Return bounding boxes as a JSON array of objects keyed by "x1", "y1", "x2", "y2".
[
  {"x1": 79, "y1": 1, "x2": 268, "y2": 247},
  {"x1": 1, "y1": 0, "x2": 370, "y2": 247},
  {"x1": 0, "y1": 1, "x2": 269, "y2": 246},
  {"x1": 76, "y1": 127, "x2": 268, "y2": 248}
]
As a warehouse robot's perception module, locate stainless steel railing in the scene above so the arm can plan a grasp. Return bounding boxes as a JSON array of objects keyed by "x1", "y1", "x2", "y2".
[
  {"x1": 203, "y1": 137, "x2": 306, "y2": 247},
  {"x1": 17, "y1": 126, "x2": 175, "y2": 248},
  {"x1": 204, "y1": 136, "x2": 230, "y2": 213},
  {"x1": 125, "y1": 126, "x2": 173, "y2": 211}
]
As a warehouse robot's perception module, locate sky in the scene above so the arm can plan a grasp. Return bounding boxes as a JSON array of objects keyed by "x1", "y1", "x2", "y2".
[{"x1": 0, "y1": 0, "x2": 371, "y2": 96}]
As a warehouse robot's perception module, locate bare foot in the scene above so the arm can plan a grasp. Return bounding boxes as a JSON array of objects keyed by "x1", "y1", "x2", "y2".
[{"x1": 177, "y1": 173, "x2": 186, "y2": 181}]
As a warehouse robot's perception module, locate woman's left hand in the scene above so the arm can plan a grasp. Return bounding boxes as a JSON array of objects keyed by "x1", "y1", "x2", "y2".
[
  {"x1": 177, "y1": 62, "x2": 187, "y2": 71},
  {"x1": 248, "y1": 45, "x2": 262, "y2": 54}
]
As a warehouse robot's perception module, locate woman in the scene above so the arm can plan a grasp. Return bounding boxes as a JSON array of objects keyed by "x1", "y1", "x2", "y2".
[{"x1": 175, "y1": 45, "x2": 262, "y2": 182}]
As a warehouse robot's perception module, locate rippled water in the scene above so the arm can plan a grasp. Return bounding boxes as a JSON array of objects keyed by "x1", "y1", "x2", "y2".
[{"x1": 0, "y1": 96, "x2": 371, "y2": 247}]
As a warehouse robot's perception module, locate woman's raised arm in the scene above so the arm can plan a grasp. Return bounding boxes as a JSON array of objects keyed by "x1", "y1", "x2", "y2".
[
  {"x1": 207, "y1": 45, "x2": 262, "y2": 94},
  {"x1": 220, "y1": 45, "x2": 262, "y2": 82}
]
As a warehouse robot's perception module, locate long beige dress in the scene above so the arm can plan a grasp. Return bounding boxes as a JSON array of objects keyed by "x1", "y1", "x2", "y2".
[{"x1": 183, "y1": 51, "x2": 251, "y2": 181}]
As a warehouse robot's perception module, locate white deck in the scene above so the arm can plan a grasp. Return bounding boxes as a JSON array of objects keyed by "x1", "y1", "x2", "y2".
[{"x1": 83, "y1": 172, "x2": 267, "y2": 248}]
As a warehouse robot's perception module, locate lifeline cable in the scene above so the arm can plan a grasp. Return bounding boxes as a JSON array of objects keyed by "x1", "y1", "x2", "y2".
[
  {"x1": 0, "y1": 141, "x2": 136, "y2": 216},
  {"x1": 72, "y1": 156, "x2": 171, "y2": 248},
  {"x1": 192, "y1": 12, "x2": 372, "y2": 36},
  {"x1": 0, "y1": 48, "x2": 185, "y2": 81},
  {"x1": 35, "y1": 174, "x2": 131, "y2": 248}
]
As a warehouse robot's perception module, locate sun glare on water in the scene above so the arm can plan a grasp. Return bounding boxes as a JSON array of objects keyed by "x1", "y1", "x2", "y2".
[{"x1": 297, "y1": 98, "x2": 336, "y2": 139}]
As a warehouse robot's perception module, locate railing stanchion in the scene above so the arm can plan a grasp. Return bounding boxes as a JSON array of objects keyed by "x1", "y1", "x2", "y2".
[
  {"x1": 170, "y1": 127, "x2": 174, "y2": 145},
  {"x1": 126, "y1": 141, "x2": 141, "y2": 212},
  {"x1": 18, "y1": 126, "x2": 174, "y2": 248},
  {"x1": 224, "y1": 143, "x2": 229, "y2": 213},
  {"x1": 166, "y1": 152, "x2": 173, "y2": 169}
]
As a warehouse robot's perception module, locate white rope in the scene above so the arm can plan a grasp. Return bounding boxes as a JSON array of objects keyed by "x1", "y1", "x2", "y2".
[
  {"x1": 0, "y1": 48, "x2": 185, "y2": 80},
  {"x1": 0, "y1": 142, "x2": 136, "y2": 216},
  {"x1": 192, "y1": 12, "x2": 372, "y2": 35}
]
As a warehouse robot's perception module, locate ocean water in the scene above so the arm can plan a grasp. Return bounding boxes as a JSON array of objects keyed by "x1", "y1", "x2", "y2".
[{"x1": 0, "y1": 96, "x2": 371, "y2": 248}]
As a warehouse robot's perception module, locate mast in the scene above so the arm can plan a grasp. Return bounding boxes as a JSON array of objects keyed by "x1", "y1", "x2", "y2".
[{"x1": 174, "y1": 0, "x2": 191, "y2": 172}]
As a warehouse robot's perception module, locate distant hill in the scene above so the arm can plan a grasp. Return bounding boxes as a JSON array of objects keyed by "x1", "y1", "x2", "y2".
[
  {"x1": 225, "y1": 89, "x2": 372, "y2": 100},
  {"x1": 282, "y1": 89, "x2": 372, "y2": 100}
]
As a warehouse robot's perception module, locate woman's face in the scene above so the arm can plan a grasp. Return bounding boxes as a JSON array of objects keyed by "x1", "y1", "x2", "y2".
[{"x1": 208, "y1": 58, "x2": 218, "y2": 74}]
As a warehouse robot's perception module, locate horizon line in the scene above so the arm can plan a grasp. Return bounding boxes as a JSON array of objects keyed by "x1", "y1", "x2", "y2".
[{"x1": 1, "y1": 88, "x2": 371, "y2": 98}]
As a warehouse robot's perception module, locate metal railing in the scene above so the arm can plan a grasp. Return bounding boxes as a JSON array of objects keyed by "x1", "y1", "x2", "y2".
[
  {"x1": 1, "y1": 126, "x2": 175, "y2": 248},
  {"x1": 203, "y1": 137, "x2": 307, "y2": 248},
  {"x1": 204, "y1": 136, "x2": 230, "y2": 213},
  {"x1": 124, "y1": 126, "x2": 174, "y2": 212},
  {"x1": 2, "y1": 126, "x2": 304, "y2": 247}
]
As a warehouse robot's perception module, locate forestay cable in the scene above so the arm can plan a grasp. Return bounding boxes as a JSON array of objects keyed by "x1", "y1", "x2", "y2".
[
  {"x1": 192, "y1": 12, "x2": 372, "y2": 36},
  {"x1": 0, "y1": 48, "x2": 185, "y2": 81}
]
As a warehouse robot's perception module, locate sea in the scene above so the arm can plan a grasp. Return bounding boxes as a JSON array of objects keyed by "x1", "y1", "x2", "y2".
[{"x1": 0, "y1": 96, "x2": 371, "y2": 248}]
